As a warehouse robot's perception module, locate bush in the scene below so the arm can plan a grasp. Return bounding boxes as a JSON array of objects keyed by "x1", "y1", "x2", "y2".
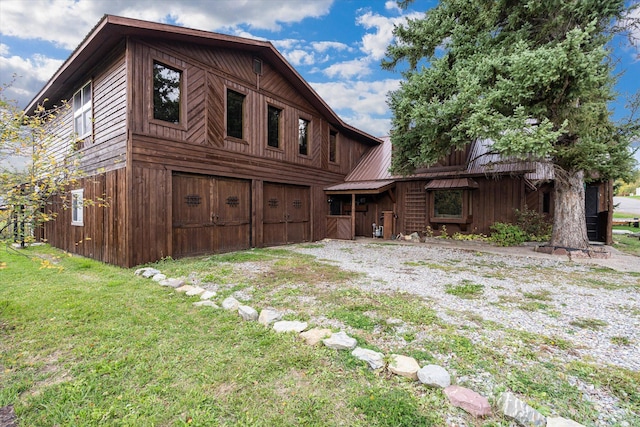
[
  {"x1": 514, "y1": 206, "x2": 552, "y2": 241},
  {"x1": 490, "y1": 222, "x2": 529, "y2": 246}
]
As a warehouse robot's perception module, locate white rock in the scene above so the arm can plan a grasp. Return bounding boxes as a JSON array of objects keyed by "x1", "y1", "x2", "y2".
[
  {"x1": 352, "y1": 347, "x2": 385, "y2": 370},
  {"x1": 134, "y1": 267, "x2": 161, "y2": 278},
  {"x1": 322, "y1": 331, "x2": 357, "y2": 350},
  {"x1": 185, "y1": 287, "x2": 206, "y2": 296},
  {"x1": 300, "y1": 328, "x2": 332, "y2": 346},
  {"x1": 192, "y1": 300, "x2": 219, "y2": 308},
  {"x1": 497, "y1": 392, "x2": 545, "y2": 427},
  {"x1": 388, "y1": 354, "x2": 420, "y2": 380},
  {"x1": 151, "y1": 273, "x2": 167, "y2": 282},
  {"x1": 258, "y1": 309, "x2": 283, "y2": 326},
  {"x1": 159, "y1": 278, "x2": 185, "y2": 288},
  {"x1": 222, "y1": 297, "x2": 240, "y2": 310},
  {"x1": 273, "y1": 320, "x2": 307, "y2": 333},
  {"x1": 417, "y1": 364, "x2": 451, "y2": 388},
  {"x1": 175, "y1": 285, "x2": 195, "y2": 293},
  {"x1": 547, "y1": 417, "x2": 585, "y2": 427},
  {"x1": 238, "y1": 305, "x2": 258, "y2": 321},
  {"x1": 200, "y1": 290, "x2": 216, "y2": 300}
]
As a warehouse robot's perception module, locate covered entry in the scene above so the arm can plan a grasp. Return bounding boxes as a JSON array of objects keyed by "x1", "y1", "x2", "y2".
[
  {"x1": 263, "y1": 183, "x2": 310, "y2": 246},
  {"x1": 172, "y1": 173, "x2": 250, "y2": 257}
]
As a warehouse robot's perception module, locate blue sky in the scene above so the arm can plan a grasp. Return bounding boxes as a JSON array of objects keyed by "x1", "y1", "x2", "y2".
[{"x1": 1, "y1": 0, "x2": 638, "y2": 150}]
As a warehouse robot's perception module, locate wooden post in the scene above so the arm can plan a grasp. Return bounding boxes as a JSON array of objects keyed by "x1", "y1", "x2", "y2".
[{"x1": 351, "y1": 193, "x2": 356, "y2": 240}]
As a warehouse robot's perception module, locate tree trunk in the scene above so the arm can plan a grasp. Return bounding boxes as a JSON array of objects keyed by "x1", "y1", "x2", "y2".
[{"x1": 549, "y1": 168, "x2": 589, "y2": 249}]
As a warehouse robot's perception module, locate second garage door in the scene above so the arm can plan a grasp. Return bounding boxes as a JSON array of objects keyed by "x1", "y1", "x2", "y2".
[{"x1": 263, "y1": 183, "x2": 310, "y2": 246}]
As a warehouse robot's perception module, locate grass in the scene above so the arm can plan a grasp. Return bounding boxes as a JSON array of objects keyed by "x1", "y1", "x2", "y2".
[
  {"x1": 1, "y1": 244, "x2": 639, "y2": 426},
  {"x1": 569, "y1": 317, "x2": 609, "y2": 330},
  {"x1": 444, "y1": 280, "x2": 484, "y2": 298}
]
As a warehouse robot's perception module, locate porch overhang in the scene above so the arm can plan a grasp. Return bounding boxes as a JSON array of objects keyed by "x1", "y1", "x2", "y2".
[
  {"x1": 325, "y1": 180, "x2": 395, "y2": 195},
  {"x1": 425, "y1": 178, "x2": 479, "y2": 190}
]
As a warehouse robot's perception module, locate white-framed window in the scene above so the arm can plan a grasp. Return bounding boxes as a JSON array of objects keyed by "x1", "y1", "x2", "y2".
[
  {"x1": 71, "y1": 189, "x2": 84, "y2": 226},
  {"x1": 73, "y1": 82, "x2": 92, "y2": 139}
]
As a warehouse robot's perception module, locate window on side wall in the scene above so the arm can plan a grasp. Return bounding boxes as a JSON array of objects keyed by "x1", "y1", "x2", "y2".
[
  {"x1": 73, "y1": 82, "x2": 92, "y2": 142},
  {"x1": 226, "y1": 89, "x2": 245, "y2": 140},
  {"x1": 329, "y1": 130, "x2": 338, "y2": 163},
  {"x1": 153, "y1": 61, "x2": 182, "y2": 124},
  {"x1": 71, "y1": 189, "x2": 84, "y2": 226},
  {"x1": 430, "y1": 189, "x2": 473, "y2": 223},
  {"x1": 298, "y1": 118, "x2": 310, "y2": 155},
  {"x1": 267, "y1": 105, "x2": 281, "y2": 148}
]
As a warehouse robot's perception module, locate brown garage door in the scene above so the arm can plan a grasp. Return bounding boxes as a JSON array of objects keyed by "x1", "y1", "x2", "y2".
[
  {"x1": 263, "y1": 183, "x2": 310, "y2": 246},
  {"x1": 172, "y1": 173, "x2": 250, "y2": 257}
]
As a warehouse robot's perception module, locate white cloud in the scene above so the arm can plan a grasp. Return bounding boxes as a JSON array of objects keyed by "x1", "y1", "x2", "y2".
[
  {"x1": 310, "y1": 78, "x2": 400, "y2": 135},
  {"x1": 384, "y1": 1, "x2": 402, "y2": 13},
  {"x1": 356, "y1": 10, "x2": 422, "y2": 61},
  {"x1": 323, "y1": 58, "x2": 373, "y2": 79},
  {"x1": 0, "y1": 44, "x2": 9, "y2": 56},
  {"x1": 0, "y1": 52, "x2": 64, "y2": 107},
  {"x1": 311, "y1": 41, "x2": 351, "y2": 53},
  {"x1": 285, "y1": 49, "x2": 316, "y2": 66},
  {"x1": 0, "y1": 0, "x2": 334, "y2": 49}
]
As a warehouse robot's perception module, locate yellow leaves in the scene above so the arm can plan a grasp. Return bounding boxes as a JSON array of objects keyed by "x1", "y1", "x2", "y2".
[
  {"x1": 38, "y1": 259, "x2": 63, "y2": 273},
  {"x1": 0, "y1": 262, "x2": 7, "y2": 270}
]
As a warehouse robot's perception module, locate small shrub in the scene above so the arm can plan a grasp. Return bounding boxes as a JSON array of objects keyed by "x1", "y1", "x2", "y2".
[
  {"x1": 490, "y1": 222, "x2": 529, "y2": 246},
  {"x1": 514, "y1": 206, "x2": 552, "y2": 241}
]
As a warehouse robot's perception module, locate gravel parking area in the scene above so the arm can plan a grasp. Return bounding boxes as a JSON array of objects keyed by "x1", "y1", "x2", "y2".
[{"x1": 292, "y1": 238, "x2": 640, "y2": 372}]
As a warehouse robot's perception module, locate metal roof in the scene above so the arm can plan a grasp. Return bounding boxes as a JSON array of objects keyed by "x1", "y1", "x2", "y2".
[
  {"x1": 328, "y1": 136, "x2": 552, "y2": 193},
  {"x1": 325, "y1": 180, "x2": 395, "y2": 193}
]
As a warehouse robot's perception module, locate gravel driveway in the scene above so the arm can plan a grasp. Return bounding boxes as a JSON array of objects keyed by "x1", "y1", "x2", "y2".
[{"x1": 292, "y1": 238, "x2": 640, "y2": 372}]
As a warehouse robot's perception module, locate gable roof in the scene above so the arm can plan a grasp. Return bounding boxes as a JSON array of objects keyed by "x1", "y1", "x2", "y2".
[{"x1": 25, "y1": 14, "x2": 380, "y2": 145}]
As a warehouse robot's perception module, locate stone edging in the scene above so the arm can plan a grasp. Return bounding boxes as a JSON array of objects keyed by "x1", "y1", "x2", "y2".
[{"x1": 135, "y1": 266, "x2": 587, "y2": 427}]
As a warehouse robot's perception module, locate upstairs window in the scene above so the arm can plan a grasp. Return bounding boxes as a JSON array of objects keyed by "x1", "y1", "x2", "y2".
[
  {"x1": 153, "y1": 61, "x2": 182, "y2": 124},
  {"x1": 71, "y1": 189, "x2": 84, "y2": 226},
  {"x1": 298, "y1": 118, "x2": 310, "y2": 155},
  {"x1": 267, "y1": 106, "x2": 281, "y2": 148},
  {"x1": 329, "y1": 130, "x2": 338, "y2": 163},
  {"x1": 73, "y1": 82, "x2": 92, "y2": 139},
  {"x1": 227, "y1": 89, "x2": 245, "y2": 139}
]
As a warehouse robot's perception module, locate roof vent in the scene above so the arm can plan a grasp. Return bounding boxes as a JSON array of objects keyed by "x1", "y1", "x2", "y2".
[{"x1": 253, "y1": 58, "x2": 263, "y2": 75}]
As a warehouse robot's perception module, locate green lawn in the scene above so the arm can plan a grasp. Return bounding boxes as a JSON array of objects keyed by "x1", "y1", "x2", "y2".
[{"x1": 1, "y1": 244, "x2": 638, "y2": 426}]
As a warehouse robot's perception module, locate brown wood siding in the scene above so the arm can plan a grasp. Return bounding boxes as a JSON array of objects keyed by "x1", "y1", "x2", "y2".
[
  {"x1": 83, "y1": 50, "x2": 128, "y2": 174},
  {"x1": 43, "y1": 169, "x2": 127, "y2": 266},
  {"x1": 129, "y1": 165, "x2": 170, "y2": 266},
  {"x1": 130, "y1": 39, "x2": 368, "y2": 176}
]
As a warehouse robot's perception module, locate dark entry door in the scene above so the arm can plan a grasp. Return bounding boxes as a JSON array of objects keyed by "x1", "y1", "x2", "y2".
[
  {"x1": 263, "y1": 183, "x2": 310, "y2": 246},
  {"x1": 172, "y1": 173, "x2": 250, "y2": 257},
  {"x1": 585, "y1": 185, "x2": 599, "y2": 242}
]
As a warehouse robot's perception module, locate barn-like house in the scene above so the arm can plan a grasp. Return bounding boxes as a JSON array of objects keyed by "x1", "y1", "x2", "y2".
[
  {"x1": 29, "y1": 15, "x2": 613, "y2": 267},
  {"x1": 28, "y1": 15, "x2": 380, "y2": 267}
]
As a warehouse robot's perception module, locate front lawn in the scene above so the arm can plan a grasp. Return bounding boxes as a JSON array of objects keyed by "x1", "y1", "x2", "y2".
[{"x1": 1, "y1": 244, "x2": 638, "y2": 426}]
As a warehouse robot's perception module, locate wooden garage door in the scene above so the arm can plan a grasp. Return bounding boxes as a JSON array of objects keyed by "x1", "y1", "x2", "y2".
[
  {"x1": 263, "y1": 183, "x2": 310, "y2": 246},
  {"x1": 172, "y1": 173, "x2": 250, "y2": 257}
]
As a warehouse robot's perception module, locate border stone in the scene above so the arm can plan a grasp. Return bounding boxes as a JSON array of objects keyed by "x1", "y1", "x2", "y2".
[
  {"x1": 444, "y1": 385, "x2": 491, "y2": 417},
  {"x1": 497, "y1": 392, "x2": 545, "y2": 426},
  {"x1": 300, "y1": 328, "x2": 332, "y2": 346},
  {"x1": 322, "y1": 331, "x2": 357, "y2": 350},
  {"x1": 175, "y1": 285, "x2": 195, "y2": 293},
  {"x1": 258, "y1": 309, "x2": 283, "y2": 326},
  {"x1": 273, "y1": 320, "x2": 307, "y2": 333},
  {"x1": 185, "y1": 287, "x2": 206, "y2": 296},
  {"x1": 192, "y1": 300, "x2": 219, "y2": 308},
  {"x1": 222, "y1": 297, "x2": 240, "y2": 310},
  {"x1": 417, "y1": 364, "x2": 451, "y2": 388},
  {"x1": 352, "y1": 347, "x2": 385, "y2": 370},
  {"x1": 387, "y1": 354, "x2": 420, "y2": 380},
  {"x1": 238, "y1": 305, "x2": 258, "y2": 321},
  {"x1": 200, "y1": 290, "x2": 216, "y2": 300},
  {"x1": 547, "y1": 417, "x2": 586, "y2": 427}
]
